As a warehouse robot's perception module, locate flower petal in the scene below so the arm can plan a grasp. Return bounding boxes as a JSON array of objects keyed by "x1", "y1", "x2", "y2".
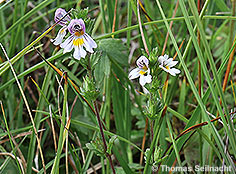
[
  {"x1": 170, "y1": 68, "x2": 181, "y2": 76},
  {"x1": 80, "y1": 46, "x2": 87, "y2": 58},
  {"x1": 73, "y1": 45, "x2": 87, "y2": 60},
  {"x1": 68, "y1": 19, "x2": 86, "y2": 35},
  {"x1": 166, "y1": 60, "x2": 178, "y2": 67},
  {"x1": 52, "y1": 26, "x2": 67, "y2": 45},
  {"x1": 169, "y1": 70, "x2": 176, "y2": 76},
  {"x1": 54, "y1": 8, "x2": 71, "y2": 26},
  {"x1": 137, "y1": 56, "x2": 149, "y2": 68},
  {"x1": 159, "y1": 65, "x2": 168, "y2": 73},
  {"x1": 84, "y1": 33, "x2": 97, "y2": 49},
  {"x1": 158, "y1": 56, "x2": 165, "y2": 65},
  {"x1": 128, "y1": 68, "x2": 140, "y2": 80},
  {"x1": 139, "y1": 75, "x2": 146, "y2": 86},
  {"x1": 163, "y1": 54, "x2": 169, "y2": 60},
  {"x1": 145, "y1": 75, "x2": 152, "y2": 83},
  {"x1": 73, "y1": 46, "x2": 81, "y2": 60},
  {"x1": 83, "y1": 34, "x2": 97, "y2": 53},
  {"x1": 142, "y1": 86, "x2": 150, "y2": 94},
  {"x1": 60, "y1": 35, "x2": 74, "y2": 53},
  {"x1": 165, "y1": 58, "x2": 173, "y2": 65}
]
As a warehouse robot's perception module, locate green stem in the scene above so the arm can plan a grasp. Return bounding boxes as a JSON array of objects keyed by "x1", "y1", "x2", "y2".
[
  {"x1": 143, "y1": 114, "x2": 164, "y2": 173},
  {"x1": 99, "y1": 0, "x2": 108, "y2": 33},
  {"x1": 95, "y1": 15, "x2": 236, "y2": 40}
]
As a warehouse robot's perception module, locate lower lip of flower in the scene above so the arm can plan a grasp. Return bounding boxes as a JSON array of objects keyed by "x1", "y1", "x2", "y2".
[{"x1": 73, "y1": 38, "x2": 84, "y2": 46}]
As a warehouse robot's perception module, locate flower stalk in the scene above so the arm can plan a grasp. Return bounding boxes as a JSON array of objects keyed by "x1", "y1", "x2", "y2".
[
  {"x1": 93, "y1": 101, "x2": 116, "y2": 174},
  {"x1": 85, "y1": 52, "x2": 116, "y2": 173}
]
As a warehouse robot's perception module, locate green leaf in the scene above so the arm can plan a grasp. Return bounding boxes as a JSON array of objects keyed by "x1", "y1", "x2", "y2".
[
  {"x1": 85, "y1": 138, "x2": 105, "y2": 157},
  {"x1": 80, "y1": 75, "x2": 100, "y2": 101},
  {"x1": 106, "y1": 135, "x2": 117, "y2": 155},
  {"x1": 71, "y1": 8, "x2": 89, "y2": 20},
  {"x1": 90, "y1": 51, "x2": 102, "y2": 70},
  {"x1": 215, "y1": 0, "x2": 230, "y2": 12},
  {"x1": 98, "y1": 38, "x2": 128, "y2": 66},
  {"x1": 94, "y1": 54, "x2": 110, "y2": 83},
  {"x1": 68, "y1": 59, "x2": 77, "y2": 66}
]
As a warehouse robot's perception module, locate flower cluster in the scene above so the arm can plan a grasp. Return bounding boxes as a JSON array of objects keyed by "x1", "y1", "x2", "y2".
[
  {"x1": 51, "y1": 8, "x2": 97, "y2": 60},
  {"x1": 158, "y1": 54, "x2": 180, "y2": 76},
  {"x1": 128, "y1": 54, "x2": 180, "y2": 93}
]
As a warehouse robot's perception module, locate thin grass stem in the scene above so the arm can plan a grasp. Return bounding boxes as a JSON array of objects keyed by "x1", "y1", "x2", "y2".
[{"x1": 0, "y1": 43, "x2": 47, "y2": 174}]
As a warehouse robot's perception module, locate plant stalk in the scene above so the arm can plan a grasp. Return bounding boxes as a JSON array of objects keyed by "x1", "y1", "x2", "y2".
[{"x1": 93, "y1": 101, "x2": 116, "y2": 174}]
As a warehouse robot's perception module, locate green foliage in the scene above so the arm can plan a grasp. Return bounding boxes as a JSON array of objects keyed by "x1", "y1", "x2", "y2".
[
  {"x1": 71, "y1": 8, "x2": 89, "y2": 20},
  {"x1": 71, "y1": 8, "x2": 95, "y2": 34},
  {"x1": 106, "y1": 135, "x2": 117, "y2": 155},
  {"x1": 94, "y1": 38, "x2": 127, "y2": 84},
  {"x1": 145, "y1": 96, "x2": 163, "y2": 120},
  {"x1": 97, "y1": 38, "x2": 128, "y2": 66},
  {"x1": 80, "y1": 75, "x2": 99, "y2": 101},
  {"x1": 144, "y1": 147, "x2": 167, "y2": 166},
  {"x1": 86, "y1": 138, "x2": 105, "y2": 157},
  {"x1": 90, "y1": 51, "x2": 102, "y2": 70},
  {"x1": 94, "y1": 53, "x2": 110, "y2": 83},
  {"x1": 149, "y1": 47, "x2": 159, "y2": 66}
]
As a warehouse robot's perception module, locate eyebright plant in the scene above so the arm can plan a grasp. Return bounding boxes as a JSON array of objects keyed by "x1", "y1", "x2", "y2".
[
  {"x1": 52, "y1": 8, "x2": 97, "y2": 60},
  {"x1": 129, "y1": 53, "x2": 181, "y2": 93},
  {"x1": 128, "y1": 51, "x2": 181, "y2": 119}
]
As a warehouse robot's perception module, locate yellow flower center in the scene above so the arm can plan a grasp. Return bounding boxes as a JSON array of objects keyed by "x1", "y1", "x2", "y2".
[
  {"x1": 60, "y1": 29, "x2": 65, "y2": 33},
  {"x1": 74, "y1": 31, "x2": 84, "y2": 37},
  {"x1": 165, "y1": 66, "x2": 170, "y2": 70},
  {"x1": 73, "y1": 38, "x2": 84, "y2": 46},
  {"x1": 139, "y1": 70, "x2": 146, "y2": 75},
  {"x1": 139, "y1": 65, "x2": 148, "y2": 75}
]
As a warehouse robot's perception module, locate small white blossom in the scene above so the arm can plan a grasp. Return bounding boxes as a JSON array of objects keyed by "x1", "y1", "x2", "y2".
[
  {"x1": 158, "y1": 54, "x2": 180, "y2": 76},
  {"x1": 60, "y1": 19, "x2": 97, "y2": 60},
  {"x1": 51, "y1": 8, "x2": 71, "y2": 45},
  {"x1": 128, "y1": 56, "x2": 152, "y2": 86}
]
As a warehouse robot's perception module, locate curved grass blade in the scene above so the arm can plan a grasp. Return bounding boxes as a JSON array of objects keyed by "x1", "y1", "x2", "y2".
[
  {"x1": 0, "y1": 43, "x2": 47, "y2": 174},
  {"x1": 155, "y1": 0, "x2": 235, "y2": 170},
  {"x1": 0, "y1": 7, "x2": 71, "y2": 76}
]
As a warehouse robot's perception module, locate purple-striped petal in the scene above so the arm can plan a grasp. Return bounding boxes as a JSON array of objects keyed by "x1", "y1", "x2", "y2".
[{"x1": 54, "y1": 8, "x2": 71, "y2": 26}]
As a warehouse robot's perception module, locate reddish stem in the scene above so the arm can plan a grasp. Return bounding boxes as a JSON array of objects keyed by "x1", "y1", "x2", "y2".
[{"x1": 93, "y1": 101, "x2": 116, "y2": 174}]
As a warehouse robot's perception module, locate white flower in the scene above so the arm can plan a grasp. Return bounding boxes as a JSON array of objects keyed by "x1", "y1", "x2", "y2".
[
  {"x1": 158, "y1": 54, "x2": 180, "y2": 76},
  {"x1": 52, "y1": 26, "x2": 67, "y2": 45},
  {"x1": 51, "y1": 8, "x2": 71, "y2": 45},
  {"x1": 128, "y1": 56, "x2": 152, "y2": 86},
  {"x1": 60, "y1": 19, "x2": 97, "y2": 60}
]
